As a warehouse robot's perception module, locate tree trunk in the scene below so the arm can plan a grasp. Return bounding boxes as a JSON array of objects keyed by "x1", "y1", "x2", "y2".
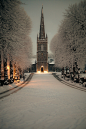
[
  {"x1": 13, "y1": 63, "x2": 16, "y2": 81},
  {"x1": 0, "y1": 47, "x2": 4, "y2": 86}
]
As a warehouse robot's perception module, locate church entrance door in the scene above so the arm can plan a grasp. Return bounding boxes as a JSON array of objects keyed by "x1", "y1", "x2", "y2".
[{"x1": 41, "y1": 66, "x2": 44, "y2": 72}]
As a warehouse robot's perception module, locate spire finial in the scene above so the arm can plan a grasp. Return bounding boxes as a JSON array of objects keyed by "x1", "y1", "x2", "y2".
[
  {"x1": 39, "y1": 5, "x2": 45, "y2": 39},
  {"x1": 42, "y1": 4, "x2": 43, "y2": 14}
]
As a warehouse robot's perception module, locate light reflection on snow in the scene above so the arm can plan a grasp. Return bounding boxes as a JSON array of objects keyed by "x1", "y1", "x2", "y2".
[
  {"x1": 9, "y1": 85, "x2": 13, "y2": 87},
  {"x1": 37, "y1": 71, "x2": 48, "y2": 74}
]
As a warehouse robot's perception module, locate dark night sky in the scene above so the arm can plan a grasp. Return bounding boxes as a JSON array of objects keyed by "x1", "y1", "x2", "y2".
[{"x1": 20, "y1": 0, "x2": 81, "y2": 55}]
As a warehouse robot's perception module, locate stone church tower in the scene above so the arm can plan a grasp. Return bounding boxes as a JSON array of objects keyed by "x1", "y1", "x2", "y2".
[{"x1": 37, "y1": 5, "x2": 48, "y2": 72}]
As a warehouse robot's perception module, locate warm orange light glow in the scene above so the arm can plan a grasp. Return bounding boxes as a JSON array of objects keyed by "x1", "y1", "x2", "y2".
[
  {"x1": 44, "y1": 71, "x2": 48, "y2": 73},
  {"x1": 37, "y1": 71, "x2": 41, "y2": 73},
  {"x1": 7, "y1": 66, "x2": 9, "y2": 70},
  {"x1": 7, "y1": 64, "x2": 10, "y2": 79},
  {"x1": 37, "y1": 71, "x2": 48, "y2": 74},
  {"x1": 17, "y1": 80, "x2": 20, "y2": 83}
]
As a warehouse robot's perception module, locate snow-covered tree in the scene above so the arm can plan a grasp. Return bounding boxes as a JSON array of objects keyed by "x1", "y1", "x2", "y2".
[
  {"x1": 0, "y1": 0, "x2": 32, "y2": 70},
  {"x1": 0, "y1": 0, "x2": 32, "y2": 84},
  {"x1": 64, "y1": 0, "x2": 86, "y2": 70},
  {"x1": 50, "y1": 34, "x2": 58, "y2": 56},
  {"x1": 50, "y1": 0, "x2": 86, "y2": 72}
]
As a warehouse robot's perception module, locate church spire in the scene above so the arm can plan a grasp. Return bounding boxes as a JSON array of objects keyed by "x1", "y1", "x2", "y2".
[
  {"x1": 42, "y1": 4, "x2": 43, "y2": 14},
  {"x1": 39, "y1": 5, "x2": 45, "y2": 39}
]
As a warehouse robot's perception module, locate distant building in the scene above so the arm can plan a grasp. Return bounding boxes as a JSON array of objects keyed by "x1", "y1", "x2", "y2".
[
  {"x1": 48, "y1": 57, "x2": 55, "y2": 72},
  {"x1": 30, "y1": 57, "x2": 36, "y2": 72},
  {"x1": 36, "y1": 5, "x2": 48, "y2": 72},
  {"x1": 29, "y1": 54, "x2": 61, "y2": 72}
]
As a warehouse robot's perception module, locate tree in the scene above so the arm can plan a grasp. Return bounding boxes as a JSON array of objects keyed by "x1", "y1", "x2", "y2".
[
  {"x1": 50, "y1": 0, "x2": 86, "y2": 72},
  {"x1": 0, "y1": 0, "x2": 32, "y2": 83},
  {"x1": 0, "y1": 0, "x2": 32, "y2": 64}
]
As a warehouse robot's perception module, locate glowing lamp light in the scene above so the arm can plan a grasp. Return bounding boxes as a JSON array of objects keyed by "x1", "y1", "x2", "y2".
[
  {"x1": 7, "y1": 66, "x2": 9, "y2": 70},
  {"x1": 37, "y1": 71, "x2": 40, "y2": 73},
  {"x1": 44, "y1": 71, "x2": 48, "y2": 73}
]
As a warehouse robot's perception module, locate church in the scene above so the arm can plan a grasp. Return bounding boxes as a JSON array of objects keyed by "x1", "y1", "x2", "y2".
[{"x1": 36, "y1": 5, "x2": 48, "y2": 72}]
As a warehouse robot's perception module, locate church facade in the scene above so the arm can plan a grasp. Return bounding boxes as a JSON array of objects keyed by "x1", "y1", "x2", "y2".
[{"x1": 36, "y1": 6, "x2": 48, "y2": 72}]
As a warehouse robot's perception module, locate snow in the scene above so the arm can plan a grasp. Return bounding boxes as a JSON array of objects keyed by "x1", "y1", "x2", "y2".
[
  {"x1": 0, "y1": 73, "x2": 86, "y2": 129},
  {"x1": 49, "y1": 60, "x2": 55, "y2": 64},
  {"x1": 80, "y1": 73, "x2": 86, "y2": 79},
  {"x1": 56, "y1": 72, "x2": 86, "y2": 88},
  {"x1": 0, "y1": 73, "x2": 30, "y2": 94},
  {"x1": 31, "y1": 58, "x2": 36, "y2": 64}
]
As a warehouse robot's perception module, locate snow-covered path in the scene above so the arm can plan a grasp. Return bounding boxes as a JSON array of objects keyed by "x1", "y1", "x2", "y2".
[{"x1": 0, "y1": 73, "x2": 86, "y2": 129}]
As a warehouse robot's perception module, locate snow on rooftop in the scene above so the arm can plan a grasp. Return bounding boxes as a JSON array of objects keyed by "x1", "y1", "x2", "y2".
[
  {"x1": 49, "y1": 60, "x2": 55, "y2": 64},
  {"x1": 31, "y1": 58, "x2": 36, "y2": 64}
]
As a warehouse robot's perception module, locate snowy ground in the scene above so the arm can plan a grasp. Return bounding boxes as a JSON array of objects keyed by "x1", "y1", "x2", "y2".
[
  {"x1": 0, "y1": 73, "x2": 30, "y2": 94},
  {"x1": 0, "y1": 72, "x2": 86, "y2": 129},
  {"x1": 56, "y1": 72, "x2": 86, "y2": 88}
]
